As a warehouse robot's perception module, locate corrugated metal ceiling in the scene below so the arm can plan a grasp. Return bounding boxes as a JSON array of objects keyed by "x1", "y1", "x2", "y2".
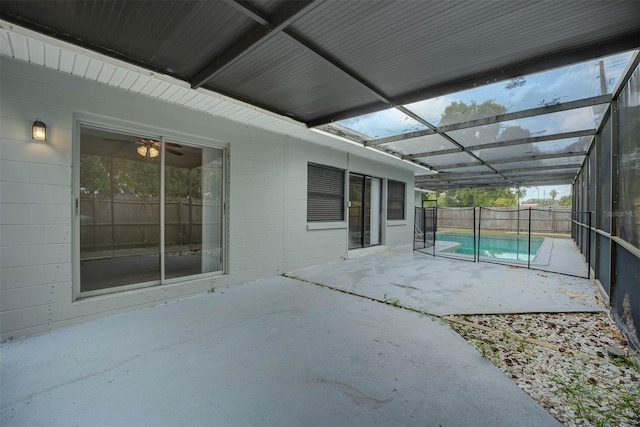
[
  {"x1": 2, "y1": 0, "x2": 637, "y2": 124},
  {"x1": 0, "y1": 1, "x2": 254, "y2": 79},
  {"x1": 1, "y1": 0, "x2": 638, "y2": 190},
  {"x1": 0, "y1": 23, "x2": 428, "y2": 177}
]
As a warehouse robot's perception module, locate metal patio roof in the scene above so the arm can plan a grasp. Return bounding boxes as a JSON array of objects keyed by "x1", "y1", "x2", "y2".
[{"x1": 1, "y1": 0, "x2": 639, "y2": 190}]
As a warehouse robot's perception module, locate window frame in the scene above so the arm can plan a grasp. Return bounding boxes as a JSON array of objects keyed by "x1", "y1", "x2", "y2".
[
  {"x1": 72, "y1": 116, "x2": 228, "y2": 300},
  {"x1": 387, "y1": 180, "x2": 406, "y2": 221}
]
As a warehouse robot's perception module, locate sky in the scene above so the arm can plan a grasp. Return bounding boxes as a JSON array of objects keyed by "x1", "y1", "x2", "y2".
[
  {"x1": 338, "y1": 51, "x2": 633, "y2": 140},
  {"x1": 333, "y1": 51, "x2": 634, "y2": 198},
  {"x1": 523, "y1": 185, "x2": 571, "y2": 201}
]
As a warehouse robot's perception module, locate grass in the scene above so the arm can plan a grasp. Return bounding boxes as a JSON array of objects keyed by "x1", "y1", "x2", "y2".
[
  {"x1": 382, "y1": 293, "x2": 401, "y2": 307},
  {"x1": 551, "y1": 371, "x2": 640, "y2": 427}
]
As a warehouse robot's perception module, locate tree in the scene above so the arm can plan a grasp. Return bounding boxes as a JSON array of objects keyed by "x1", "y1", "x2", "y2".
[
  {"x1": 80, "y1": 153, "x2": 161, "y2": 197},
  {"x1": 441, "y1": 100, "x2": 507, "y2": 126},
  {"x1": 498, "y1": 125, "x2": 531, "y2": 142},
  {"x1": 559, "y1": 195, "x2": 572, "y2": 206},
  {"x1": 549, "y1": 189, "x2": 558, "y2": 203},
  {"x1": 515, "y1": 188, "x2": 527, "y2": 204},
  {"x1": 80, "y1": 151, "x2": 220, "y2": 200},
  {"x1": 492, "y1": 197, "x2": 513, "y2": 207},
  {"x1": 438, "y1": 188, "x2": 519, "y2": 207},
  {"x1": 80, "y1": 155, "x2": 110, "y2": 195},
  {"x1": 434, "y1": 100, "x2": 543, "y2": 205},
  {"x1": 440, "y1": 100, "x2": 508, "y2": 147}
]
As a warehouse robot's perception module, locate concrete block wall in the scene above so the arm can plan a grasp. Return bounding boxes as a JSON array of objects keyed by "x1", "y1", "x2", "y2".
[{"x1": 0, "y1": 56, "x2": 414, "y2": 340}]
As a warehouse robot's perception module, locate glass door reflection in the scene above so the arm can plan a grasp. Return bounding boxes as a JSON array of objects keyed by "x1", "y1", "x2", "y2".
[
  {"x1": 79, "y1": 127, "x2": 161, "y2": 291},
  {"x1": 349, "y1": 173, "x2": 381, "y2": 249}
]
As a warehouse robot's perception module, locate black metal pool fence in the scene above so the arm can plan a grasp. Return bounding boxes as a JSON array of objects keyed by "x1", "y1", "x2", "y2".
[{"x1": 414, "y1": 206, "x2": 590, "y2": 278}]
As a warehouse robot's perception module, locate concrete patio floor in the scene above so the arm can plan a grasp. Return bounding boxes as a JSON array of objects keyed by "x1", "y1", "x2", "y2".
[
  {"x1": 0, "y1": 274, "x2": 563, "y2": 426},
  {"x1": 2, "y1": 245, "x2": 601, "y2": 426},
  {"x1": 288, "y1": 245, "x2": 605, "y2": 316}
]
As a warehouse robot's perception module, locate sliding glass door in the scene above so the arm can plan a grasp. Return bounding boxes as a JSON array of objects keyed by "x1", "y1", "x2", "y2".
[
  {"x1": 164, "y1": 144, "x2": 224, "y2": 279},
  {"x1": 78, "y1": 125, "x2": 224, "y2": 294},
  {"x1": 349, "y1": 173, "x2": 381, "y2": 249}
]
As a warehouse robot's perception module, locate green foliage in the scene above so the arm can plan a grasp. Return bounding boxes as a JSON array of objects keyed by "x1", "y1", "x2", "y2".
[
  {"x1": 432, "y1": 100, "x2": 546, "y2": 201},
  {"x1": 551, "y1": 371, "x2": 640, "y2": 426},
  {"x1": 422, "y1": 193, "x2": 438, "y2": 206},
  {"x1": 498, "y1": 125, "x2": 531, "y2": 141},
  {"x1": 475, "y1": 340, "x2": 488, "y2": 357},
  {"x1": 165, "y1": 166, "x2": 204, "y2": 199},
  {"x1": 80, "y1": 153, "x2": 221, "y2": 200},
  {"x1": 441, "y1": 100, "x2": 507, "y2": 126},
  {"x1": 437, "y1": 188, "x2": 518, "y2": 207},
  {"x1": 80, "y1": 154, "x2": 160, "y2": 197},
  {"x1": 559, "y1": 195, "x2": 572, "y2": 206},
  {"x1": 492, "y1": 197, "x2": 513, "y2": 207},
  {"x1": 523, "y1": 192, "x2": 572, "y2": 207},
  {"x1": 80, "y1": 155, "x2": 110, "y2": 195},
  {"x1": 440, "y1": 100, "x2": 510, "y2": 147},
  {"x1": 382, "y1": 293, "x2": 401, "y2": 307},
  {"x1": 112, "y1": 158, "x2": 160, "y2": 197}
]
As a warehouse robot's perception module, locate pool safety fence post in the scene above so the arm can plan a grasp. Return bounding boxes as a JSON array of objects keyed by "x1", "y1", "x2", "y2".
[
  {"x1": 476, "y1": 207, "x2": 481, "y2": 263},
  {"x1": 420, "y1": 208, "x2": 427, "y2": 249},
  {"x1": 434, "y1": 205, "x2": 438, "y2": 235},
  {"x1": 587, "y1": 211, "x2": 592, "y2": 279},
  {"x1": 527, "y1": 208, "x2": 532, "y2": 270},
  {"x1": 413, "y1": 207, "x2": 416, "y2": 251},
  {"x1": 432, "y1": 207, "x2": 436, "y2": 257},
  {"x1": 429, "y1": 208, "x2": 432, "y2": 252},
  {"x1": 414, "y1": 207, "x2": 421, "y2": 252}
]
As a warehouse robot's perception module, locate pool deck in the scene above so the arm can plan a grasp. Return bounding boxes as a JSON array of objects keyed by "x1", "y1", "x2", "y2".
[
  {"x1": 417, "y1": 236, "x2": 589, "y2": 278},
  {"x1": 475, "y1": 238, "x2": 590, "y2": 278},
  {"x1": 289, "y1": 244, "x2": 604, "y2": 316}
]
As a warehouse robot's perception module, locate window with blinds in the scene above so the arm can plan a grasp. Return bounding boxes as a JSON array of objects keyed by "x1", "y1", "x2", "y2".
[
  {"x1": 387, "y1": 180, "x2": 405, "y2": 220},
  {"x1": 307, "y1": 163, "x2": 345, "y2": 222}
]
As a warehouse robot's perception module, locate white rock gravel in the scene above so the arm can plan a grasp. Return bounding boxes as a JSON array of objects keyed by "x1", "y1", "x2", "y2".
[{"x1": 445, "y1": 312, "x2": 639, "y2": 427}]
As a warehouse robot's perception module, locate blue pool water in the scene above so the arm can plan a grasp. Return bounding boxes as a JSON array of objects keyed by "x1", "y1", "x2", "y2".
[{"x1": 437, "y1": 232, "x2": 544, "y2": 261}]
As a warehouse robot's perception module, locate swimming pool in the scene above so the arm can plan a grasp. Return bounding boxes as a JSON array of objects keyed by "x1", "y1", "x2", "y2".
[{"x1": 437, "y1": 232, "x2": 545, "y2": 261}]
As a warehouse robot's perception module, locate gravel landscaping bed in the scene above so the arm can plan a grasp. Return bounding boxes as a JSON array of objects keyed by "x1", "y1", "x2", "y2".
[{"x1": 445, "y1": 312, "x2": 640, "y2": 427}]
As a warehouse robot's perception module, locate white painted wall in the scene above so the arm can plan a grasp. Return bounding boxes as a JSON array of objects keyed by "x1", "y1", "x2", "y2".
[{"x1": 0, "y1": 57, "x2": 414, "y2": 340}]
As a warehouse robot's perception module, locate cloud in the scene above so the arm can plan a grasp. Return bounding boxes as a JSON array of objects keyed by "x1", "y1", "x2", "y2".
[
  {"x1": 339, "y1": 108, "x2": 427, "y2": 139},
  {"x1": 405, "y1": 96, "x2": 454, "y2": 125},
  {"x1": 337, "y1": 52, "x2": 633, "y2": 145}
]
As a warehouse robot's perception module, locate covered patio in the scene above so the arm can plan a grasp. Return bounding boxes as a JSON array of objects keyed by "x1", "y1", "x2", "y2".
[
  {"x1": 2, "y1": 248, "x2": 606, "y2": 426},
  {"x1": 0, "y1": 2, "x2": 639, "y2": 424},
  {"x1": 1, "y1": 0, "x2": 637, "y2": 345}
]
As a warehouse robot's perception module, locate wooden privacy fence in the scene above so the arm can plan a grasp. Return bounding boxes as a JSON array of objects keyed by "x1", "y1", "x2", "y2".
[
  {"x1": 80, "y1": 195, "x2": 222, "y2": 255},
  {"x1": 437, "y1": 206, "x2": 572, "y2": 234}
]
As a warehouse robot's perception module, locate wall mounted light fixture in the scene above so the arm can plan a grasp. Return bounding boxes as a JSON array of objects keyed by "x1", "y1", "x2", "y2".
[{"x1": 32, "y1": 118, "x2": 47, "y2": 141}]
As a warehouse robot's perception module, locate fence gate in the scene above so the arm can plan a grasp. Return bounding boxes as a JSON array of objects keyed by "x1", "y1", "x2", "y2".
[{"x1": 414, "y1": 207, "x2": 436, "y2": 256}]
